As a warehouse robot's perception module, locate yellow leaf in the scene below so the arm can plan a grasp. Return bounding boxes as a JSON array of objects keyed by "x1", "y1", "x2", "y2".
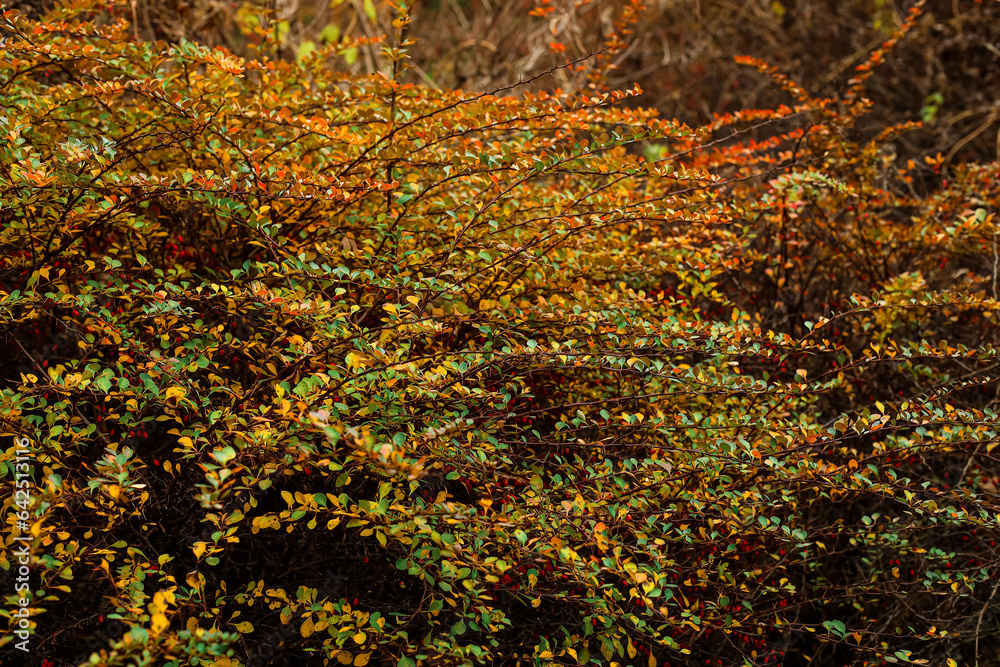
[
  {"x1": 354, "y1": 654, "x2": 370, "y2": 667},
  {"x1": 234, "y1": 621, "x2": 254, "y2": 633},
  {"x1": 151, "y1": 612, "x2": 169, "y2": 634},
  {"x1": 186, "y1": 571, "x2": 204, "y2": 591},
  {"x1": 352, "y1": 631, "x2": 366, "y2": 644},
  {"x1": 336, "y1": 652, "x2": 353, "y2": 665},
  {"x1": 151, "y1": 590, "x2": 173, "y2": 612},
  {"x1": 192, "y1": 542, "x2": 207, "y2": 559},
  {"x1": 165, "y1": 386, "x2": 186, "y2": 401},
  {"x1": 531, "y1": 597, "x2": 541, "y2": 608},
  {"x1": 345, "y1": 352, "x2": 365, "y2": 370},
  {"x1": 301, "y1": 617, "x2": 314, "y2": 638},
  {"x1": 594, "y1": 521, "x2": 608, "y2": 551}
]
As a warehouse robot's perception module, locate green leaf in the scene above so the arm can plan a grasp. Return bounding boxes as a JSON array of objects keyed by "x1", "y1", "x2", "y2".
[
  {"x1": 319, "y1": 24, "x2": 340, "y2": 43},
  {"x1": 211, "y1": 446, "x2": 236, "y2": 464},
  {"x1": 297, "y1": 40, "x2": 316, "y2": 61}
]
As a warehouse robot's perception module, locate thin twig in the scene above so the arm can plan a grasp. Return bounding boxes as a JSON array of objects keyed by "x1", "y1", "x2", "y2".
[
  {"x1": 944, "y1": 110, "x2": 1000, "y2": 167},
  {"x1": 975, "y1": 579, "x2": 1000, "y2": 667}
]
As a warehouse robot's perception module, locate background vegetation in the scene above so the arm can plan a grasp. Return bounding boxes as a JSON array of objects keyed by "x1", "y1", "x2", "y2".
[{"x1": 1, "y1": 1, "x2": 999, "y2": 666}]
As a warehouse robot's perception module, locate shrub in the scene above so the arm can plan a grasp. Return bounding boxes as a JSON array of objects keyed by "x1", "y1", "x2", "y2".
[
  {"x1": 29, "y1": 0, "x2": 996, "y2": 167},
  {"x1": 0, "y1": 2, "x2": 998, "y2": 667}
]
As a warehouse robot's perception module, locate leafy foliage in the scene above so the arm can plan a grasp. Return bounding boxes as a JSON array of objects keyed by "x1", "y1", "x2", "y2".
[{"x1": 1, "y1": 1, "x2": 999, "y2": 667}]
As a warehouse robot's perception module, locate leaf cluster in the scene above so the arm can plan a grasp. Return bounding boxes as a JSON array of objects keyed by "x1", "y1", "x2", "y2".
[{"x1": 0, "y1": 2, "x2": 999, "y2": 667}]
